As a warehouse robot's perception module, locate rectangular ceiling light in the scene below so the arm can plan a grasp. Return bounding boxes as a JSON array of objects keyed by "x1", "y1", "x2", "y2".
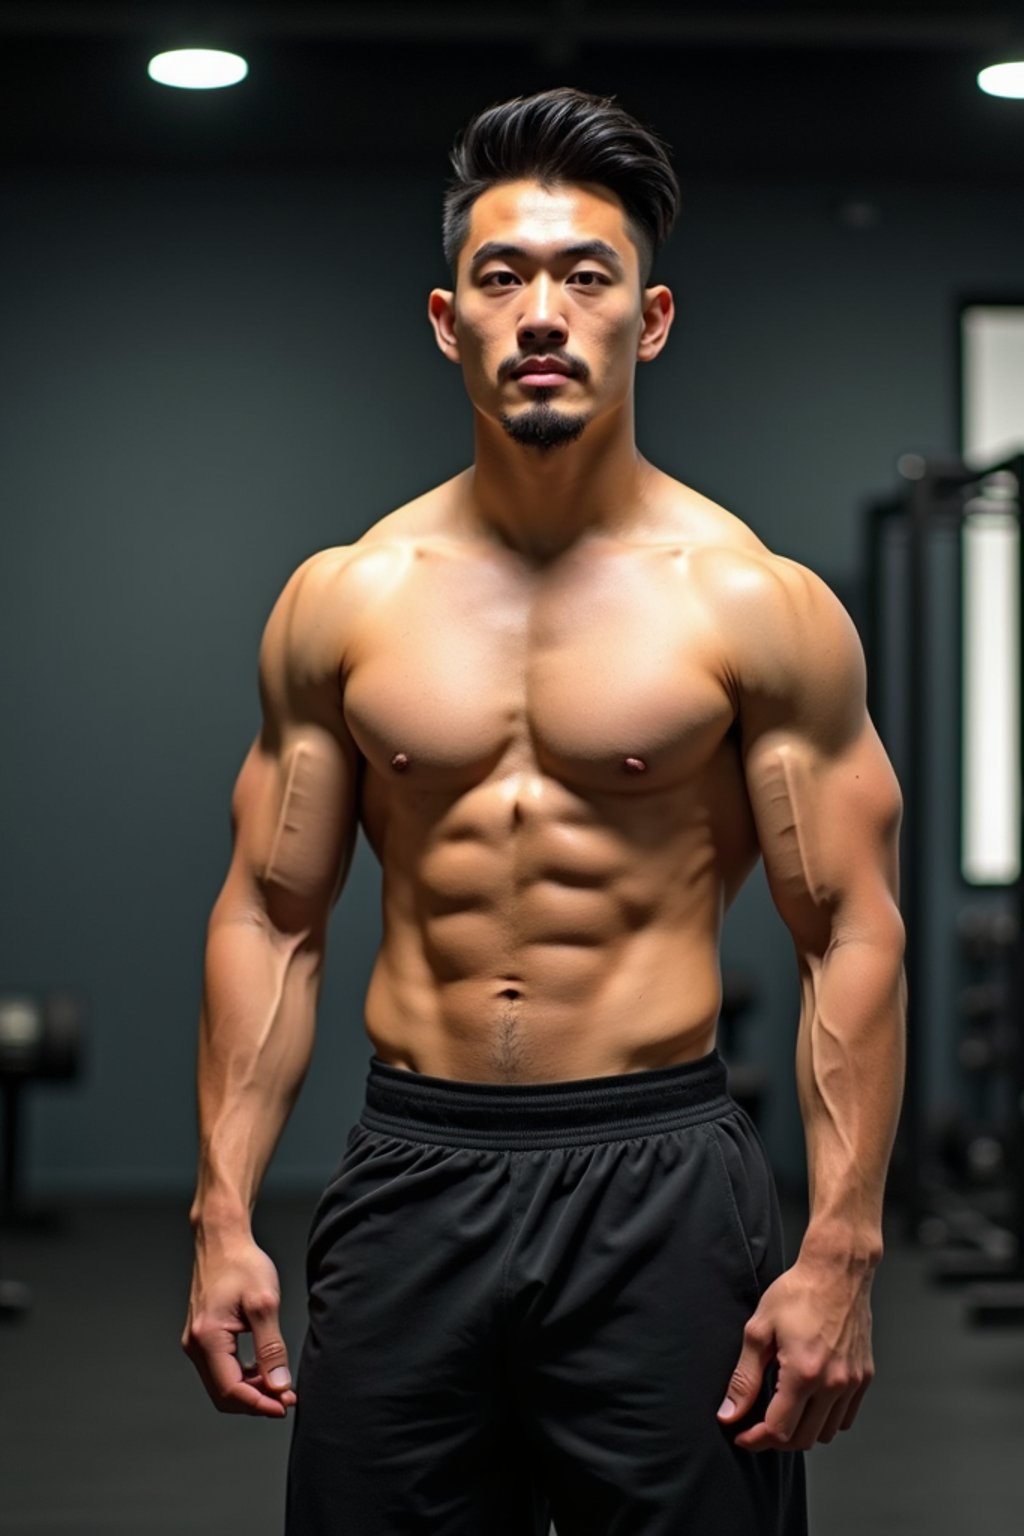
[{"x1": 960, "y1": 304, "x2": 1023, "y2": 885}]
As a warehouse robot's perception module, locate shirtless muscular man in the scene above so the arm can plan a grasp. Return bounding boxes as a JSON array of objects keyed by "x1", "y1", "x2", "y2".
[{"x1": 182, "y1": 87, "x2": 907, "y2": 1536}]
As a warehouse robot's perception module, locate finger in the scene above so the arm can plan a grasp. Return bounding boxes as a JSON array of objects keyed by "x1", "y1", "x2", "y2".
[
  {"x1": 818, "y1": 1392, "x2": 854, "y2": 1443},
  {"x1": 227, "y1": 1378, "x2": 290, "y2": 1416},
  {"x1": 216, "y1": 1358, "x2": 290, "y2": 1415},
  {"x1": 193, "y1": 1324, "x2": 290, "y2": 1416},
  {"x1": 718, "y1": 1316, "x2": 777, "y2": 1424},
  {"x1": 240, "y1": 1359, "x2": 297, "y2": 1409},
  {"x1": 733, "y1": 1371, "x2": 813, "y2": 1452},
  {"x1": 781, "y1": 1392, "x2": 837, "y2": 1451},
  {"x1": 236, "y1": 1357, "x2": 293, "y2": 1416},
  {"x1": 741, "y1": 1370, "x2": 870, "y2": 1450},
  {"x1": 840, "y1": 1375, "x2": 872, "y2": 1431},
  {"x1": 246, "y1": 1290, "x2": 293, "y2": 1397},
  {"x1": 188, "y1": 1346, "x2": 273, "y2": 1416}
]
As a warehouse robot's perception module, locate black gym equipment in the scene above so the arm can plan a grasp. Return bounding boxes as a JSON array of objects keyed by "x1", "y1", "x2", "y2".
[
  {"x1": 0, "y1": 991, "x2": 87, "y2": 1321},
  {"x1": 865, "y1": 451, "x2": 1024, "y2": 1327}
]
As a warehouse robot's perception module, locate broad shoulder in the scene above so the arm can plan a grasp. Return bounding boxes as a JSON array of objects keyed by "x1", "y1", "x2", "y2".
[
  {"x1": 694, "y1": 544, "x2": 868, "y2": 752},
  {"x1": 695, "y1": 542, "x2": 852, "y2": 634},
  {"x1": 273, "y1": 475, "x2": 455, "y2": 611},
  {"x1": 314, "y1": 477, "x2": 463, "y2": 598},
  {"x1": 264, "y1": 479, "x2": 461, "y2": 677},
  {"x1": 648, "y1": 471, "x2": 861, "y2": 691}
]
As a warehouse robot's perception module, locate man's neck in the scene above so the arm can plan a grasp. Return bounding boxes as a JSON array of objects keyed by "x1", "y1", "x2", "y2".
[{"x1": 460, "y1": 409, "x2": 656, "y2": 563}]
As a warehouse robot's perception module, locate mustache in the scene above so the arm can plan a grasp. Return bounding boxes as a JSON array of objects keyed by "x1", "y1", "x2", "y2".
[{"x1": 498, "y1": 354, "x2": 590, "y2": 383}]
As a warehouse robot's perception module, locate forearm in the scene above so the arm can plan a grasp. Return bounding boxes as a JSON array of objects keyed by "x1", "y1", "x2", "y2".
[
  {"x1": 188, "y1": 908, "x2": 324, "y2": 1236},
  {"x1": 795, "y1": 924, "x2": 907, "y2": 1269}
]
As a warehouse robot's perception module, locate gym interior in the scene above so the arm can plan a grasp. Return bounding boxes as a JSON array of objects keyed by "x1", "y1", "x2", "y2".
[{"x1": 1, "y1": 4, "x2": 1023, "y2": 1533}]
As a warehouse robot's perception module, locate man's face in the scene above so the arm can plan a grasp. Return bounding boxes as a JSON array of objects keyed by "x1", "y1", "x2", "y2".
[{"x1": 429, "y1": 179, "x2": 670, "y2": 452}]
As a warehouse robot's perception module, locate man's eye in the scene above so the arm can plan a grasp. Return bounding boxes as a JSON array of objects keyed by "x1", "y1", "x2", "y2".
[
  {"x1": 570, "y1": 271, "x2": 607, "y2": 286},
  {"x1": 483, "y1": 272, "x2": 519, "y2": 286}
]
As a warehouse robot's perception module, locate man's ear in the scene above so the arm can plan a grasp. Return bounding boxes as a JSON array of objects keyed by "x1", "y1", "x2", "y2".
[
  {"x1": 428, "y1": 288, "x2": 460, "y2": 363},
  {"x1": 637, "y1": 285, "x2": 674, "y2": 363}
]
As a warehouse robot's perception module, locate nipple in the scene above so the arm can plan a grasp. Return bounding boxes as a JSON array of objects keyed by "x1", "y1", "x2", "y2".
[
  {"x1": 390, "y1": 752, "x2": 410, "y2": 772},
  {"x1": 623, "y1": 756, "x2": 647, "y2": 774}
]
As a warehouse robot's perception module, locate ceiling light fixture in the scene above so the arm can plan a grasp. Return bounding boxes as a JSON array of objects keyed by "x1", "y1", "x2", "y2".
[
  {"x1": 147, "y1": 49, "x2": 249, "y2": 90},
  {"x1": 977, "y1": 61, "x2": 1024, "y2": 100}
]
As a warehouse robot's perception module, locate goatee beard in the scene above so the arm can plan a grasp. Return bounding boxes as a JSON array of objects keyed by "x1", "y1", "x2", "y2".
[{"x1": 499, "y1": 396, "x2": 589, "y2": 452}]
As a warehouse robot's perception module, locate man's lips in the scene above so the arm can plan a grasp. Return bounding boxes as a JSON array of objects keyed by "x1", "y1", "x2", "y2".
[
  {"x1": 514, "y1": 370, "x2": 573, "y2": 386},
  {"x1": 511, "y1": 359, "x2": 577, "y2": 386}
]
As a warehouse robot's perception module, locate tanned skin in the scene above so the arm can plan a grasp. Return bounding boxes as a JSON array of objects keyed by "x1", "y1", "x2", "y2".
[{"x1": 182, "y1": 178, "x2": 907, "y2": 1458}]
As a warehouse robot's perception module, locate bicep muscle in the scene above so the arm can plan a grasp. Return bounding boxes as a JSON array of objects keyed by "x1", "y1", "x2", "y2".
[
  {"x1": 744, "y1": 723, "x2": 903, "y2": 955},
  {"x1": 218, "y1": 552, "x2": 361, "y2": 934},
  {"x1": 737, "y1": 560, "x2": 904, "y2": 954}
]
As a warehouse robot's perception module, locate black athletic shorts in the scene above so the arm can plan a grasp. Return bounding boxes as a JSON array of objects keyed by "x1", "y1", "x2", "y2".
[{"x1": 285, "y1": 1047, "x2": 808, "y2": 1535}]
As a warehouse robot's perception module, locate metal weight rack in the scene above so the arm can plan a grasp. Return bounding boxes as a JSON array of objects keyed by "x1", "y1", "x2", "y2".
[{"x1": 864, "y1": 452, "x2": 1024, "y2": 1326}]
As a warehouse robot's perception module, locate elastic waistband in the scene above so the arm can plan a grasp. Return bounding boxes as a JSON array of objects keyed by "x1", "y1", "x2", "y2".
[{"x1": 359, "y1": 1048, "x2": 734, "y2": 1149}]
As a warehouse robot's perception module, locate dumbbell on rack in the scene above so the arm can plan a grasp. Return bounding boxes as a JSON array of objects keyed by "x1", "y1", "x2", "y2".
[
  {"x1": 0, "y1": 992, "x2": 86, "y2": 1228},
  {"x1": 956, "y1": 905, "x2": 1018, "y2": 964},
  {"x1": 924, "y1": 906, "x2": 1020, "y2": 1288},
  {"x1": 0, "y1": 991, "x2": 86, "y2": 1322},
  {"x1": 957, "y1": 981, "x2": 1017, "y2": 1075}
]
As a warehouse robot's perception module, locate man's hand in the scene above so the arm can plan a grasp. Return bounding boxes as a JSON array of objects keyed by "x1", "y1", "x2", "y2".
[
  {"x1": 716, "y1": 1255, "x2": 875, "y2": 1451},
  {"x1": 181, "y1": 1230, "x2": 297, "y2": 1417}
]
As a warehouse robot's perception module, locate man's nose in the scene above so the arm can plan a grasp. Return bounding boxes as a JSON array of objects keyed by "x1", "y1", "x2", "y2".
[{"x1": 516, "y1": 276, "x2": 568, "y2": 347}]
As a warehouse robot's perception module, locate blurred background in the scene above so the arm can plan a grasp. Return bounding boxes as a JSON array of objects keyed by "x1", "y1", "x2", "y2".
[{"x1": 1, "y1": 1, "x2": 1023, "y2": 1532}]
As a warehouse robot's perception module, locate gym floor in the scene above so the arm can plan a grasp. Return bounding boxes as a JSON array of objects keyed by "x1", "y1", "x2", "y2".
[{"x1": 1, "y1": 1191, "x2": 1021, "y2": 1535}]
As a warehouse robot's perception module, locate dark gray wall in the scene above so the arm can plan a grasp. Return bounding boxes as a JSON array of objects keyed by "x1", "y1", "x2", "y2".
[{"x1": 2, "y1": 165, "x2": 1019, "y2": 1198}]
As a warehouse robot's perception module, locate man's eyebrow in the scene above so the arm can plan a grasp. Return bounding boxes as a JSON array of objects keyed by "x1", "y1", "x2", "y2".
[{"x1": 467, "y1": 240, "x2": 625, "y2": 276}]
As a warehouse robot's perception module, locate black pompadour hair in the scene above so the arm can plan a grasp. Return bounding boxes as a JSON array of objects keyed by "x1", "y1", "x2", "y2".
[{"x1": 442, "y1": 87, "x2": 681, "y2": 288}]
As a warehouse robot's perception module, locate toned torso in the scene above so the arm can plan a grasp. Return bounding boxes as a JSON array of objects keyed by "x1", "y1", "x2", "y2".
[{"x1": 331, "y1": 465, "x2": 775, "y2": 1083}]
